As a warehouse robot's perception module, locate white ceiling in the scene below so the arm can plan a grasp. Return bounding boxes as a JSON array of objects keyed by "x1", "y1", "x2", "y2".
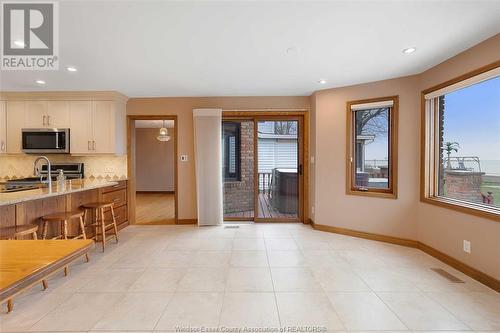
[
  {"x1": 135, "y1": 120, "x2": 175, "y2": 128},
  {"x1": 1, "y1": 1, "x2": 499, "y2": 97}
]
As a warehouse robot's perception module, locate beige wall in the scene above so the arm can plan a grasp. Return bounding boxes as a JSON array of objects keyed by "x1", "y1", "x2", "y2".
[
  {"x1": 135, "y1": 128, "x2": 175, "y2": 192},
  {"x1": 311, "y1": 34, "x2": 500, "y2": 279},
  {"x1": 127, "y1": 96, "x2": 310, "y2": 220},
  {"x1": 312, "y1": 75, "x2": 420, "y2": 240}
]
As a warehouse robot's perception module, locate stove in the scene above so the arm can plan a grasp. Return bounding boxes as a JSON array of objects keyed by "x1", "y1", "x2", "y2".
[{"x1": 3, "y1": 163, "x2": 85, "y2": 191}]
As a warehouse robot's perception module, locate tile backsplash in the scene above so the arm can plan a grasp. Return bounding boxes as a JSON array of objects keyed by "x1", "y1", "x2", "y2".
[{"x1": 0, "y1": 155, "x2": 127, "y2": 181}]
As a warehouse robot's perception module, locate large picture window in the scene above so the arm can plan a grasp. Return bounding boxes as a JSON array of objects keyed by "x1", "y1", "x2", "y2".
[
  {"x1": 222, "y1": 121, "x2": 241, "y2": 181},
  {"x1": 347, "y1": 96, "x2": 398, "y2": 198},
  {"x1": 422, "y1": 63, "x2": 500, "y2": 220}
]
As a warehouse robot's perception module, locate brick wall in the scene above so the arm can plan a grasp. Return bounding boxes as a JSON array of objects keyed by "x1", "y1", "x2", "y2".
[
  {"x1": 224, "y1": 121, "x2": 254, "y2": 213},
  {"x1": 444, "y1": 170, "x2": 485, "y2": 203}
]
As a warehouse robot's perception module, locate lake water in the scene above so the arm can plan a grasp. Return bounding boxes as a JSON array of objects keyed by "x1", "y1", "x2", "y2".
[{"x1": 481, "y1": 160, "x2": 500, "y2": 176}]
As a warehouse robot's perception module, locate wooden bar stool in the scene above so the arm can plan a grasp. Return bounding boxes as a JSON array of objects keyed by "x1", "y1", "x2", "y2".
[
  {"x1": 0, "y1": 224, "x2": 39, "y2": 240},
  {"x1": 81, "y1": 202, "x2": 119, "y2": 252},
  {"x1": 41, "y1": 210, "x2": 89, "y2": 264},
  {"x1": 0, "y1": 224, "x2": 49, "y2": 296}
]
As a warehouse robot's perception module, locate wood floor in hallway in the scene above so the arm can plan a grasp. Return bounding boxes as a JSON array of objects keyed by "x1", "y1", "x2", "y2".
[{"x1": 136, "y1": 192, "x2": 176, "y2": 225}]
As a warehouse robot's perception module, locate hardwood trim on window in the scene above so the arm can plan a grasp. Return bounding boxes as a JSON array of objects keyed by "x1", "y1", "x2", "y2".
[
  {"x1": 346, "y1": 96, "x2": 398, "y2": 199},
  {"x1": 420, "y1": 60, "x2": 500, "y2": 222}
]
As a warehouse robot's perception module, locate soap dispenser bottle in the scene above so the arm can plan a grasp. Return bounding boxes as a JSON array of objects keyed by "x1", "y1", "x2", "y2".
[{"x1": 57, "y1": 169, "x2": 66, "y2": 192}]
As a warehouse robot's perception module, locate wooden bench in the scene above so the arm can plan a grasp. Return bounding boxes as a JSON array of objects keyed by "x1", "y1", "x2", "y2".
[{"x1": 0, "y1": 240, "x2": 93, "y2": 313}]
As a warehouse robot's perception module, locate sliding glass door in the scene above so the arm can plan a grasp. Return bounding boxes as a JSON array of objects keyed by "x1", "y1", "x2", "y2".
[
  {"x1": 222, "y1": 115, "x2": 303, "y2": 222},
  {"x1": 255, "y1": 118, "x2": 302, "y2": 222}
]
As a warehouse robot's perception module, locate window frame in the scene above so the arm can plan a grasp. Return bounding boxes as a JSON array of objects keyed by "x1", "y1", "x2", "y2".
[
  {"x1": 420, "y1": 61, "x2": 500, "y2": 222},
  {"x1": 222, "y1": 121, "x2": 242, "y2": 182},
  {"x1": 346, "y1": 95, "x2": 399, "y2": 199}
]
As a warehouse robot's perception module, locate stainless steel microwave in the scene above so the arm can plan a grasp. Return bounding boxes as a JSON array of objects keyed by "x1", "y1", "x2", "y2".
[{"x1": 21, "y1": 128, "x2": 70, "y2": 154}]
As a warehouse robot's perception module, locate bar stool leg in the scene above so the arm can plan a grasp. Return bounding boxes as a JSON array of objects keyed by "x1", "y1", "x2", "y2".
[
  {"x1": 79, "y1": 216, "x2": 90, "y2": 262},
  {"x1": 42, "y1": 221, "x2": 48, "y2": 240},
  {"x1": 32, "y1": 231, "x2": 38, "y2": 240},
  {"x1": 42, "y1": 279, "x2": 48, "y2": 290},
  {"x1": 100, "y1": 208, "x2": 106, "y2": 252},
  {"x1": 7, "y1": 299, "x2": 13, "y2": 313},
  {"x1": 64, "y1": 266, "x2": 68, "y2": 276},
  {"x1": 94, "y1": 208, "x2": 98, "y2": 243},
  {"x1": 110, "y1": 206, "x2": 119, "y2": 243},
  {"x1": 63, "y1": 220, "x2": 68, "y2": 240}
]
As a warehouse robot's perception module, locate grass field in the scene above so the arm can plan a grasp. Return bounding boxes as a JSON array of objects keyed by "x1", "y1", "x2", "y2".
[{"x1": 481, "y1": 181, "x2": 500, "y2": 208}]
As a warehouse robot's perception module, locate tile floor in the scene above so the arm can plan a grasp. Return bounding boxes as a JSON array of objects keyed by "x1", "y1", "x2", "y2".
[{"x1": 1, "y1": 223, "x2": 499, "y2": 333}]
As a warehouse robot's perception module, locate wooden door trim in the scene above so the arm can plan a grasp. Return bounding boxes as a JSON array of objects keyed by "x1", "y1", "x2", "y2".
[{"x1": 127, "y1": 115, "x2": 178, "y2": 224}]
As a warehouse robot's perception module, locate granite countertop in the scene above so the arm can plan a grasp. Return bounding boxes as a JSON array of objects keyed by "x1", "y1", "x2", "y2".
[{"x1": 0, "y1": 179, "x2": 118, "y2": 206}]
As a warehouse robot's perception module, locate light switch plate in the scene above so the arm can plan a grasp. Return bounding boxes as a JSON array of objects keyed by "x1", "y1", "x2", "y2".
[
  {"x1": 463, "y1": 240, "x2": 471, "y2": 254},
  {"x1": 180, "y1": 154, "x2": 188, "y2": 162}
]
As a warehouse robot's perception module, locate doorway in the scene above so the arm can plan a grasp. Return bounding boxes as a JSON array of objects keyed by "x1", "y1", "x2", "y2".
[
  {"x1": 222, "y1": 113, "x2": 306, "y2": 223},
  {"x1": 127, "y1": 116, "x2": 178, "y2": 224}
]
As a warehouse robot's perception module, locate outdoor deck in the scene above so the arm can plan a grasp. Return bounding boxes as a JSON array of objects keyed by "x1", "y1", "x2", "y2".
[{"x1": 224, "y1": 193, "x2": 297, "y2": 219}]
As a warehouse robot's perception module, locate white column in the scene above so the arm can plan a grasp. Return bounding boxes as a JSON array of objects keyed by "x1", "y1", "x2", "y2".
[{"x1": 193, "y1": 108, "x2": 223, "y2": 226}]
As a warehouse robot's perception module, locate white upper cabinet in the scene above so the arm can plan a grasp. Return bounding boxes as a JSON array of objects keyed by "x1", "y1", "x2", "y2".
[
  {"x1": 47, "y1": 101, "x2": 70, "y2": 127},
  {"x1": 6, "y1": 101, "x2": 25, "y2": 154},
  {"x1": 3, "y1": 92, "x2": 127, "y2": 156},
  {"x1": 0, "y1": 101, "x2": 6, "y2": 154},
  {"x1": 24, "y1": 101, "x2": 47, "y2": 128},
  {"x1": 69, "y1": 100, "x2": 126, "y2": 155},
  {"x1": 24, "y1": 100, "x2": 70, "y2": 128},
  {"x1": 69, "y1": 101, "x2": 93, "y2": 154}
]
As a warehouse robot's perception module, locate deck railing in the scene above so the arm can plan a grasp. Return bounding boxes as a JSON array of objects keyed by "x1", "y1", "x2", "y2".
[{"x1": 258, "y1": 172, "x2": 272, "y2": 193}]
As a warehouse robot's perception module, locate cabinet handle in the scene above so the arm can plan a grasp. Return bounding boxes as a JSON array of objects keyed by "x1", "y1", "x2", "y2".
[
  {"x1": 0, "y1": 141, "x2": 5, "y2": 152},
  {"x1": 42, "y1": 115, "x2": 46, "y2": 126},
  {"x1": 93, "y1": 141, "x2": 96, "y2": 150},
  {"x1": 47, "y1": 115, "x2": 51, "y2": 126}
]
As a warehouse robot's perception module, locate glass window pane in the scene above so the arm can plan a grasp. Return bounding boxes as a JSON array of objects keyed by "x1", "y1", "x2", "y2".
[
  {"x1": 438, "y1": 75, "x2": 500, "y2": 209},
  {"x1": 353, "y1": 107, "x2": 390, "y2": 189}
]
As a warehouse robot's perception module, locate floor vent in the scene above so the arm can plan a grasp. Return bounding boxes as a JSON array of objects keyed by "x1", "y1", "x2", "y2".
[
  {"x1": 431, "y1": 268, "x2": 465, "y2": 283},
  {"x1": 224, "y1": 225, "x2": 240, "y2": 229}
]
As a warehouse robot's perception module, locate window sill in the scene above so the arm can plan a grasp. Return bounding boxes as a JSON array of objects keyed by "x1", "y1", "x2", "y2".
[
  {"x1": 421, "y1": 196, "x2": 500, "y2": 222},
  {"x1": 346, "y1": 188, "x2": 397, "y2": 199}
]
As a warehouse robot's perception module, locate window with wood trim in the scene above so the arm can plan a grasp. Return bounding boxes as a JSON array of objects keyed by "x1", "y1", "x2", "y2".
[
  {"x1": 347, "y1": 96, "x2": 398, "y2": 198},
  {"x1": 222, "y1": 121, "x2": 241, "y2": 182},
  {"x1": 422, "y1": 64, "x2": 500, "y2": 220}
]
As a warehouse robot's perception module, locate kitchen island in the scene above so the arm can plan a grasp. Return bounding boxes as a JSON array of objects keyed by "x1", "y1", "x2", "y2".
[{"x1": 0, "y1": 179, "x2": 128, "y2": 239}]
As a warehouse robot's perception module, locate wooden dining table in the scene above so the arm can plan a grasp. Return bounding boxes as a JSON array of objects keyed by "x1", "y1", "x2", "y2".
[{"x1": 0, "y1": 239, "x2": 93, "y2": 313}]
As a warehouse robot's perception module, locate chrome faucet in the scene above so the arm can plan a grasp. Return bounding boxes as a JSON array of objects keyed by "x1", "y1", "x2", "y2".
[{"x1": 33, "y1": 156, "x2": 52, "y2": 191}]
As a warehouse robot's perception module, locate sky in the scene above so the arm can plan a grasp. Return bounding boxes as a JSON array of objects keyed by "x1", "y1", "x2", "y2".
[
  {"x1": 443, "y1": 75, "x2": 500, "y2": 161},
  {"x1": 365, "y1": 75, "x2": 500, "y2": 162}
]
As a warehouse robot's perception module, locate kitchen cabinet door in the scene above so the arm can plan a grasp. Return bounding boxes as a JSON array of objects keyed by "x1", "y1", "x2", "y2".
[
  {"x1": 69, "y1": 101, "x2": 93, "y2": 154},
  {"x1": 92, "y1": 101, "x2": 115, "y2": 153},
  {"x1": 47, "y1": 101, "x2": 70, "y2": 127},
  {"x1": 0, "y1": 101, "x2": 6, "y2": 154},
  {"x1": 25, "y1": 101, "x2": 48, "y2": 128},
  {"x1": 6, "y1": 101, "x2": 25, "y2": 154}
]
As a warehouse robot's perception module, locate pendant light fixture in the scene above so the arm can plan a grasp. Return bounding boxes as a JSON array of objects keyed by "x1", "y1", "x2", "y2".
[{"x1": 156, "y1": 120, "x2": 171, "y2": 142}]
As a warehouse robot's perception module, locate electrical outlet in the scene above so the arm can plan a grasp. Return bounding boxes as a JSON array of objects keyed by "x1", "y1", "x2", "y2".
[
  {"x1": 180, "y1": 154, "x2": 188, "y2": 162},
  {"x1": 311, "y1": 206, "x2": 315, "y2": 215},
  {"x1": 310, "y1": 156, "x2": 315, "y2": 164},
  {"x1": 463, "y1": 240, "x2": 471, "y2": 254}
]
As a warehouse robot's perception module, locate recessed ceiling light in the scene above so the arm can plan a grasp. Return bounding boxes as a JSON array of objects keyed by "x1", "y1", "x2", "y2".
[
  {"x1": 65, "y1": 66, "x2": 77, "y2": 72},
  {"x1": 35, "y1": 80, "x2": 46, "y2": 85},
  {"x1": 402, "y1": 47, "x2": 417, "y2": 54},
  {"x1": 318, "y1": 79, "x2": 327, "y2": 84}
]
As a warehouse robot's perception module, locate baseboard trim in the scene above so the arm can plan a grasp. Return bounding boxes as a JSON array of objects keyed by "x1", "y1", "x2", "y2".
[
  {"x1": 311, "y1": 221, "x2": 500, "y2": 293},
  {"x1": 312, "y1": 222, "x2": 419, "y2": 248},
  {"x1": 136, "y1": 191, "x2": 175, "y2": 194},
  {"x1": 177, "y1": 219, "x2": 197, "y2": 225}
]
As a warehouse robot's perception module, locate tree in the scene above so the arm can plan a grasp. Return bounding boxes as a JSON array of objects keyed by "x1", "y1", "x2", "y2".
[
  {"x1": 442, "y1": 141, "x2": 460, "y2": 170},
  {"x1": 355, "y1": 108, "x2": 388, "y2": 136},
  {"x1": 274, "y1": 121, "x2": 297, "y2": 135}
]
